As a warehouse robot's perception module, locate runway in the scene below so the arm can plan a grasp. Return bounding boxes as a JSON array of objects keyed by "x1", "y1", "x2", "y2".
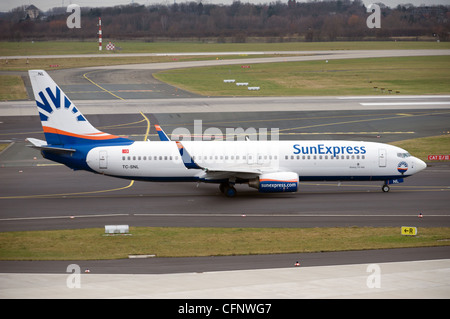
[{"x1": 1, "y1": 50, "x2": 450, "y2": 298}]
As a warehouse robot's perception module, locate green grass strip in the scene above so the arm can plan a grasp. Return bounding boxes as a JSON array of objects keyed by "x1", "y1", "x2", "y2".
[
  {"x1": 0, "y1": 227, "x2": 449, "y2": 260},
  {"x1": 1, "y1": 40, "x2": 449, "y2": 56},
  {"x1": 0, "y1": 75, "x2": 28, "y2": 100},
  {"x1": 155, "y1": 56, "x2": 450, "y2": 96},
  {"x1": 391, "y1": 135, "x2": 450, "y2": 162}
]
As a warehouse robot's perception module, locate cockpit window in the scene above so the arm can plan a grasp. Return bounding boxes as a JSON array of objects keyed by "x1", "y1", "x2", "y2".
[{"x1": 397, "y1": 152, "x2": 411, "y2": 158}]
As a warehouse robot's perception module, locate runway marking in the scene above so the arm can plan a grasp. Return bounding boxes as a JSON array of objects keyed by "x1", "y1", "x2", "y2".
[
  {"x1": 82, "y1": 71, "x2": 125, "y2": 100},
  {"x1": 1, "y1": 212, "x2": 449, "y2": 222},
  {"x1": 0, "y1": 180, "x2": 135, "y2": 199},
  {"x1": 133, "y1": 213, "x2": 450, "y2": 218},
  {"x1": 117, "y1": 90, "x2": 154, "y2": 92},
  {"x1": 281, "y1": 132, "x2": 414, "y2": 135},
  {"x1": 0, "y1": 118, "x2": 146, "y2": 138},
  {"x1": 361, "y1": 102, "x2": 450, "y2": 106},
  {"x1": 36, "y1": 163, "x2": 63, "y2": 166},
  {"x1": 0, "y1": 214, "x2": 130, "y2": 222},
  {"x1": 139, "y1": 112, "x2": 151, "y2": 141},
  {"x1": 2, "y1": 213, "x2": 448, "y2": 223},
  {"x1": 99, "y1": 118, "x2": 147, "y2": 130},
  {"x1": 172, "y1": 112, "x2": 421, "y2": 127},
  {"x1": 1, "y1": 181, "x2": 447, "y2": 201},
  {"x1": 338, "y1": 95, "x2": 450, "y2": 99},
  {"x1": 278, "y1": 110, "x2": 450, "y2": 133},
  {"x1": 278, "y1": 113, "x2": 416, "y2": 132},
  {"x1": 298, "y1": 184, "x2": 450, "y2": 194}
]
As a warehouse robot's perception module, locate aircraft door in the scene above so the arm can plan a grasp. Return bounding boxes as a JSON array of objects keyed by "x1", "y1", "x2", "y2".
[
  {"x1": 99, "y1": 150, "x2": 108, "y2": 169},
  {"x1": 378, "y1": 149, "x2": 386, "y2": 167}
]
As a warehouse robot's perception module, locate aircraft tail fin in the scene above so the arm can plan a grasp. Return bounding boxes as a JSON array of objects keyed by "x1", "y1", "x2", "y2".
[{"x1": 28, "y1": 70, "x2": 132, "y2": 146}]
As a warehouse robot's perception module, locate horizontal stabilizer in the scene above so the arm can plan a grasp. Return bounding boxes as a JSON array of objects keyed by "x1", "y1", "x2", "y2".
[{"x1": 26, "y1": 138, "x2": 76, "y2": 153}]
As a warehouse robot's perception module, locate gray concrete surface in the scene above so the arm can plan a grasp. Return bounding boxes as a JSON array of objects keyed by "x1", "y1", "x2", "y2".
[{"x1": 1, "y1": 259, "x2": 449, "y2": 298}]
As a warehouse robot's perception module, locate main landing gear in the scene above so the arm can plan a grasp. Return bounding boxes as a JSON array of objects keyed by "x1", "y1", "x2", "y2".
[
  {"x1": 382, "y1": 184, "x2": 390, "y2": 193},
  {"x1": 219, "y1": 182, "x2": 237, "y2": 197}
]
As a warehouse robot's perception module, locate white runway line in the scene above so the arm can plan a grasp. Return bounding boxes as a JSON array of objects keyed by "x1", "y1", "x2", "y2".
[
  {"x1": 339, "y1": 95, "x2": 450, "y2": 99},
  {"x1": 361, "y1": 102, "x2": 450, "y2": 106}
]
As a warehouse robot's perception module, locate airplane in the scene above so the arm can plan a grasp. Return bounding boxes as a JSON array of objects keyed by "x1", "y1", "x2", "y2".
[{"x1": 26, "y1": 70, "x2": 427, "y2": 197}]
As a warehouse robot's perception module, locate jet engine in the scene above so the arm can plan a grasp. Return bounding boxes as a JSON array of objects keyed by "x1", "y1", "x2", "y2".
[{"x1": 248, "y1": 172, "x2": 299, "y2": 193}]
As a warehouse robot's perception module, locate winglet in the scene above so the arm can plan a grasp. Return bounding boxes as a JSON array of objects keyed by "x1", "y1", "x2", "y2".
[
  {"x1": 175, "y1": 141, "x2": 202, "y2": 170},
  {"x1": 155, "y1": 125, "x2": 170, "y2": 141}
]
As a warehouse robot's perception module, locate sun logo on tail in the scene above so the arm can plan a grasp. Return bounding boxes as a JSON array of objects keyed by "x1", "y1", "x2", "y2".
[{"x1": 36, "y1": 86, "x2": 86, "y2": 122}]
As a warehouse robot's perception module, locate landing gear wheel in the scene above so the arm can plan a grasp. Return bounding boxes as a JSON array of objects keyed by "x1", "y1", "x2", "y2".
[
  {"x1": 219, "y1": 183, "x2": 226, "y2": 193},
  {"x1": 224, "y1": 185, "x2": 237, "y2": 197},
  {"x1": 382, "y1": 184, "x2": 390, "y2": 193}
]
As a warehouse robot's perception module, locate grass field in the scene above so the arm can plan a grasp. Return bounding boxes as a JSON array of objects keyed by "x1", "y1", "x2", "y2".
[
  {"x1": 391, "y1": 135, "x2": 450, "y2": 162},
  {"x1": 155, "y1": 55, "x2": 450, "y2": 96},
  {"x1": 1, "y1": 40, "x2": 448, "y2": 56},
  {"x1": 0, "y1": 227, "x2": 449, "y2": 260},
  {"x1": 0, "y1": 75, "x2": 28, "y2": 100}
]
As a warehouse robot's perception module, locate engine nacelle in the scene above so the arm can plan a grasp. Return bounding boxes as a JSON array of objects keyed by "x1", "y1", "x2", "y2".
[{"x1": 248, "y1": 172, "x2": 299, "y2": 193}]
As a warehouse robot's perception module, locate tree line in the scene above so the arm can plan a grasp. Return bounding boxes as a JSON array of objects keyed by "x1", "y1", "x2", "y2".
[{"x1": 1, "y1": 0, "x2": 449, "y2": 42}]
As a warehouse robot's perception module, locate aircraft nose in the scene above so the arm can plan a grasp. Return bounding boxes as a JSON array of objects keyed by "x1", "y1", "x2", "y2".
[{"x1": 415, "y1": 158, "x2": 427, "y2": 172}]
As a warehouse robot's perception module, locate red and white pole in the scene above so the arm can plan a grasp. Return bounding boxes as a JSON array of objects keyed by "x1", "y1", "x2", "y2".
[{"x1": 98, "y1": 17, "x2": 102, "y2": 51}]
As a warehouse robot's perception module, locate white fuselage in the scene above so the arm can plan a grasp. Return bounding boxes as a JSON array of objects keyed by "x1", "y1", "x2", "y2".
[{"x1": 86, "y1": 140, "x2": 426, "y2": 183}]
